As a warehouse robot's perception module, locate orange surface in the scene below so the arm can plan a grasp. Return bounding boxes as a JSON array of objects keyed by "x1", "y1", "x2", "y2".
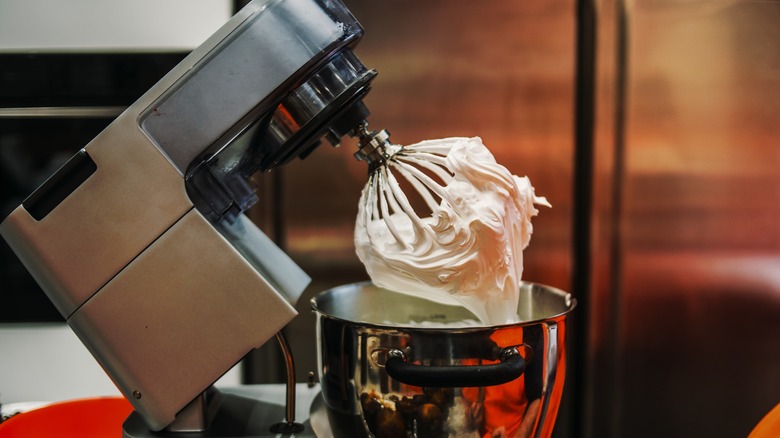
[
  {"x1": 750, "y1": 403, "x2": 780, "y2": 438},
  {"x1": 0, "y1": 397, "x2": 133, "y2": 438}
]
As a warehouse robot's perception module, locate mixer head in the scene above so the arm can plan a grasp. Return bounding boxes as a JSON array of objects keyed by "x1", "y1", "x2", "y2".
[{"x1": 182, "y1": 48, "x2": 385, "y2": 225}]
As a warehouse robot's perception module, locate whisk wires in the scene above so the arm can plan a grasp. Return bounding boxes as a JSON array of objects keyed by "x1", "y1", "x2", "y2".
[{"x1": 361, "y1": 140, "x2": 466, "y2": 253}]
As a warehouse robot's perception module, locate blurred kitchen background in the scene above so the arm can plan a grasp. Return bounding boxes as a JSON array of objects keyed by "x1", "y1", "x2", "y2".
[{"x1": 1, "y1": 0, "x2": 778, "y2": 437}]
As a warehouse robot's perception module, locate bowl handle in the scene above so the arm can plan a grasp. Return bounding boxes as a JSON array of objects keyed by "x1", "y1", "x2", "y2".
[{"x1": 384, "y1": 347, "x2": 526, "y2": 387}]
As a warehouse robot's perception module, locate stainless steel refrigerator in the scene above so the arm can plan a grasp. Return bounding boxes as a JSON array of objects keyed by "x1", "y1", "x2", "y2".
[{"x1": 249, "y1": 1, "x2": 780, "y2": 436}]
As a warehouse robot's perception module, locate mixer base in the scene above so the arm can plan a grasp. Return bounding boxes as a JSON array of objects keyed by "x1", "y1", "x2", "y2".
[{"x1": 123, "y1": 386, "x2": 319, "y2": 437}]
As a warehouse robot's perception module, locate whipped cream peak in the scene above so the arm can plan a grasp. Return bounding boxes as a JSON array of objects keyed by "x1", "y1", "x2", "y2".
[{"x1": 355, "y1": 137, "x2": 548, "y2": 325}]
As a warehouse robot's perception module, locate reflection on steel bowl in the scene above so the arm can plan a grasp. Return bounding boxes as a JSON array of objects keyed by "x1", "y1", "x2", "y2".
[{"x1": 311, "y1": 281, "x2": 576, "y2": 438}]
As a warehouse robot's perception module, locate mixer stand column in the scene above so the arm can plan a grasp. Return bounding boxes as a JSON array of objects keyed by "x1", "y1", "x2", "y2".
[{"x1": 269, "y1": 331, "x2": 305, "y2": 434}]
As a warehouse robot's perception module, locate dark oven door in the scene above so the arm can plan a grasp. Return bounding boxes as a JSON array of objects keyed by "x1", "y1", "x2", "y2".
[{"x1": 0, "y1": 52, "x2": 186, "y2": 322}]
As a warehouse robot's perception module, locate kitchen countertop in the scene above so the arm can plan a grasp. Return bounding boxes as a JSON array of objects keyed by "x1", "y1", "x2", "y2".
[{"x1": 1, "y1": 384, "x2": 330, "y2": 437}]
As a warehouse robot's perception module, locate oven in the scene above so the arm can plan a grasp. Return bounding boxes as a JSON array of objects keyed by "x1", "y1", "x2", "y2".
[{"x1": 0, "y1": 52, "x2": 187, "y2": 322}]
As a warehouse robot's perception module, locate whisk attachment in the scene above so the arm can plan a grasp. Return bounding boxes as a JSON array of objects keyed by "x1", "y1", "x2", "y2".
[
  {"x1": 357, "y1": 138, "x2": 456, "y2": 254},
  {"x1": 354, "y1": 137, "x2": 549, "y2": 324},
  {"x1": 354, "y1": 125, "x2": 393, "y2": 173}
]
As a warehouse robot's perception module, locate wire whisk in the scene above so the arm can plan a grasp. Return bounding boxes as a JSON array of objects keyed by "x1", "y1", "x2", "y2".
[
  {"x1": 353, "y1": 129, "x2": 548, "y2": 323},
  {"x1": 356, "y1": 134, "x2": 456, "y2": 250}
]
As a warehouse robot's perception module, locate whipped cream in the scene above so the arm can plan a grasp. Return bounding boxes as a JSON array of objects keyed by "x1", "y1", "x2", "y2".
[{"x1": 355, "y1": 137, "x2": 548, "y2": 325}]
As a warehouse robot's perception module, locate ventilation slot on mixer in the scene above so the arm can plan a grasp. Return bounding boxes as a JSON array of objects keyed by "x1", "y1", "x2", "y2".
[{"x1": 22, "y1": 149, "x2": 97, "y2": 221}]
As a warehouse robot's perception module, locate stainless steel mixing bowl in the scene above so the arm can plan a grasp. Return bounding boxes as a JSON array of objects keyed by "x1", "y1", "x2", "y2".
[{"x1": 311, "y1": 281, "x2": 575, "y2": 438}]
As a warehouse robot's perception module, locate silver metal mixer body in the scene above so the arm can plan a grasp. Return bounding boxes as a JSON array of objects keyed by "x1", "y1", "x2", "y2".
[{"x1": 0, "y1": 0, "x2": 388, "y2": 434}]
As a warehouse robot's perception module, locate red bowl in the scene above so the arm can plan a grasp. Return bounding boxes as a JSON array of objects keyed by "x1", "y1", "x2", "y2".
[{"x1": 0, "y1": 396, "x2": 133, "y2": 438}]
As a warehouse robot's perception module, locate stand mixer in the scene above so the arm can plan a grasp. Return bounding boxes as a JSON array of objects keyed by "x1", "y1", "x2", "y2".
[{"x1": 0, "y1": 0, "x2": 392, "y2": 435}]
